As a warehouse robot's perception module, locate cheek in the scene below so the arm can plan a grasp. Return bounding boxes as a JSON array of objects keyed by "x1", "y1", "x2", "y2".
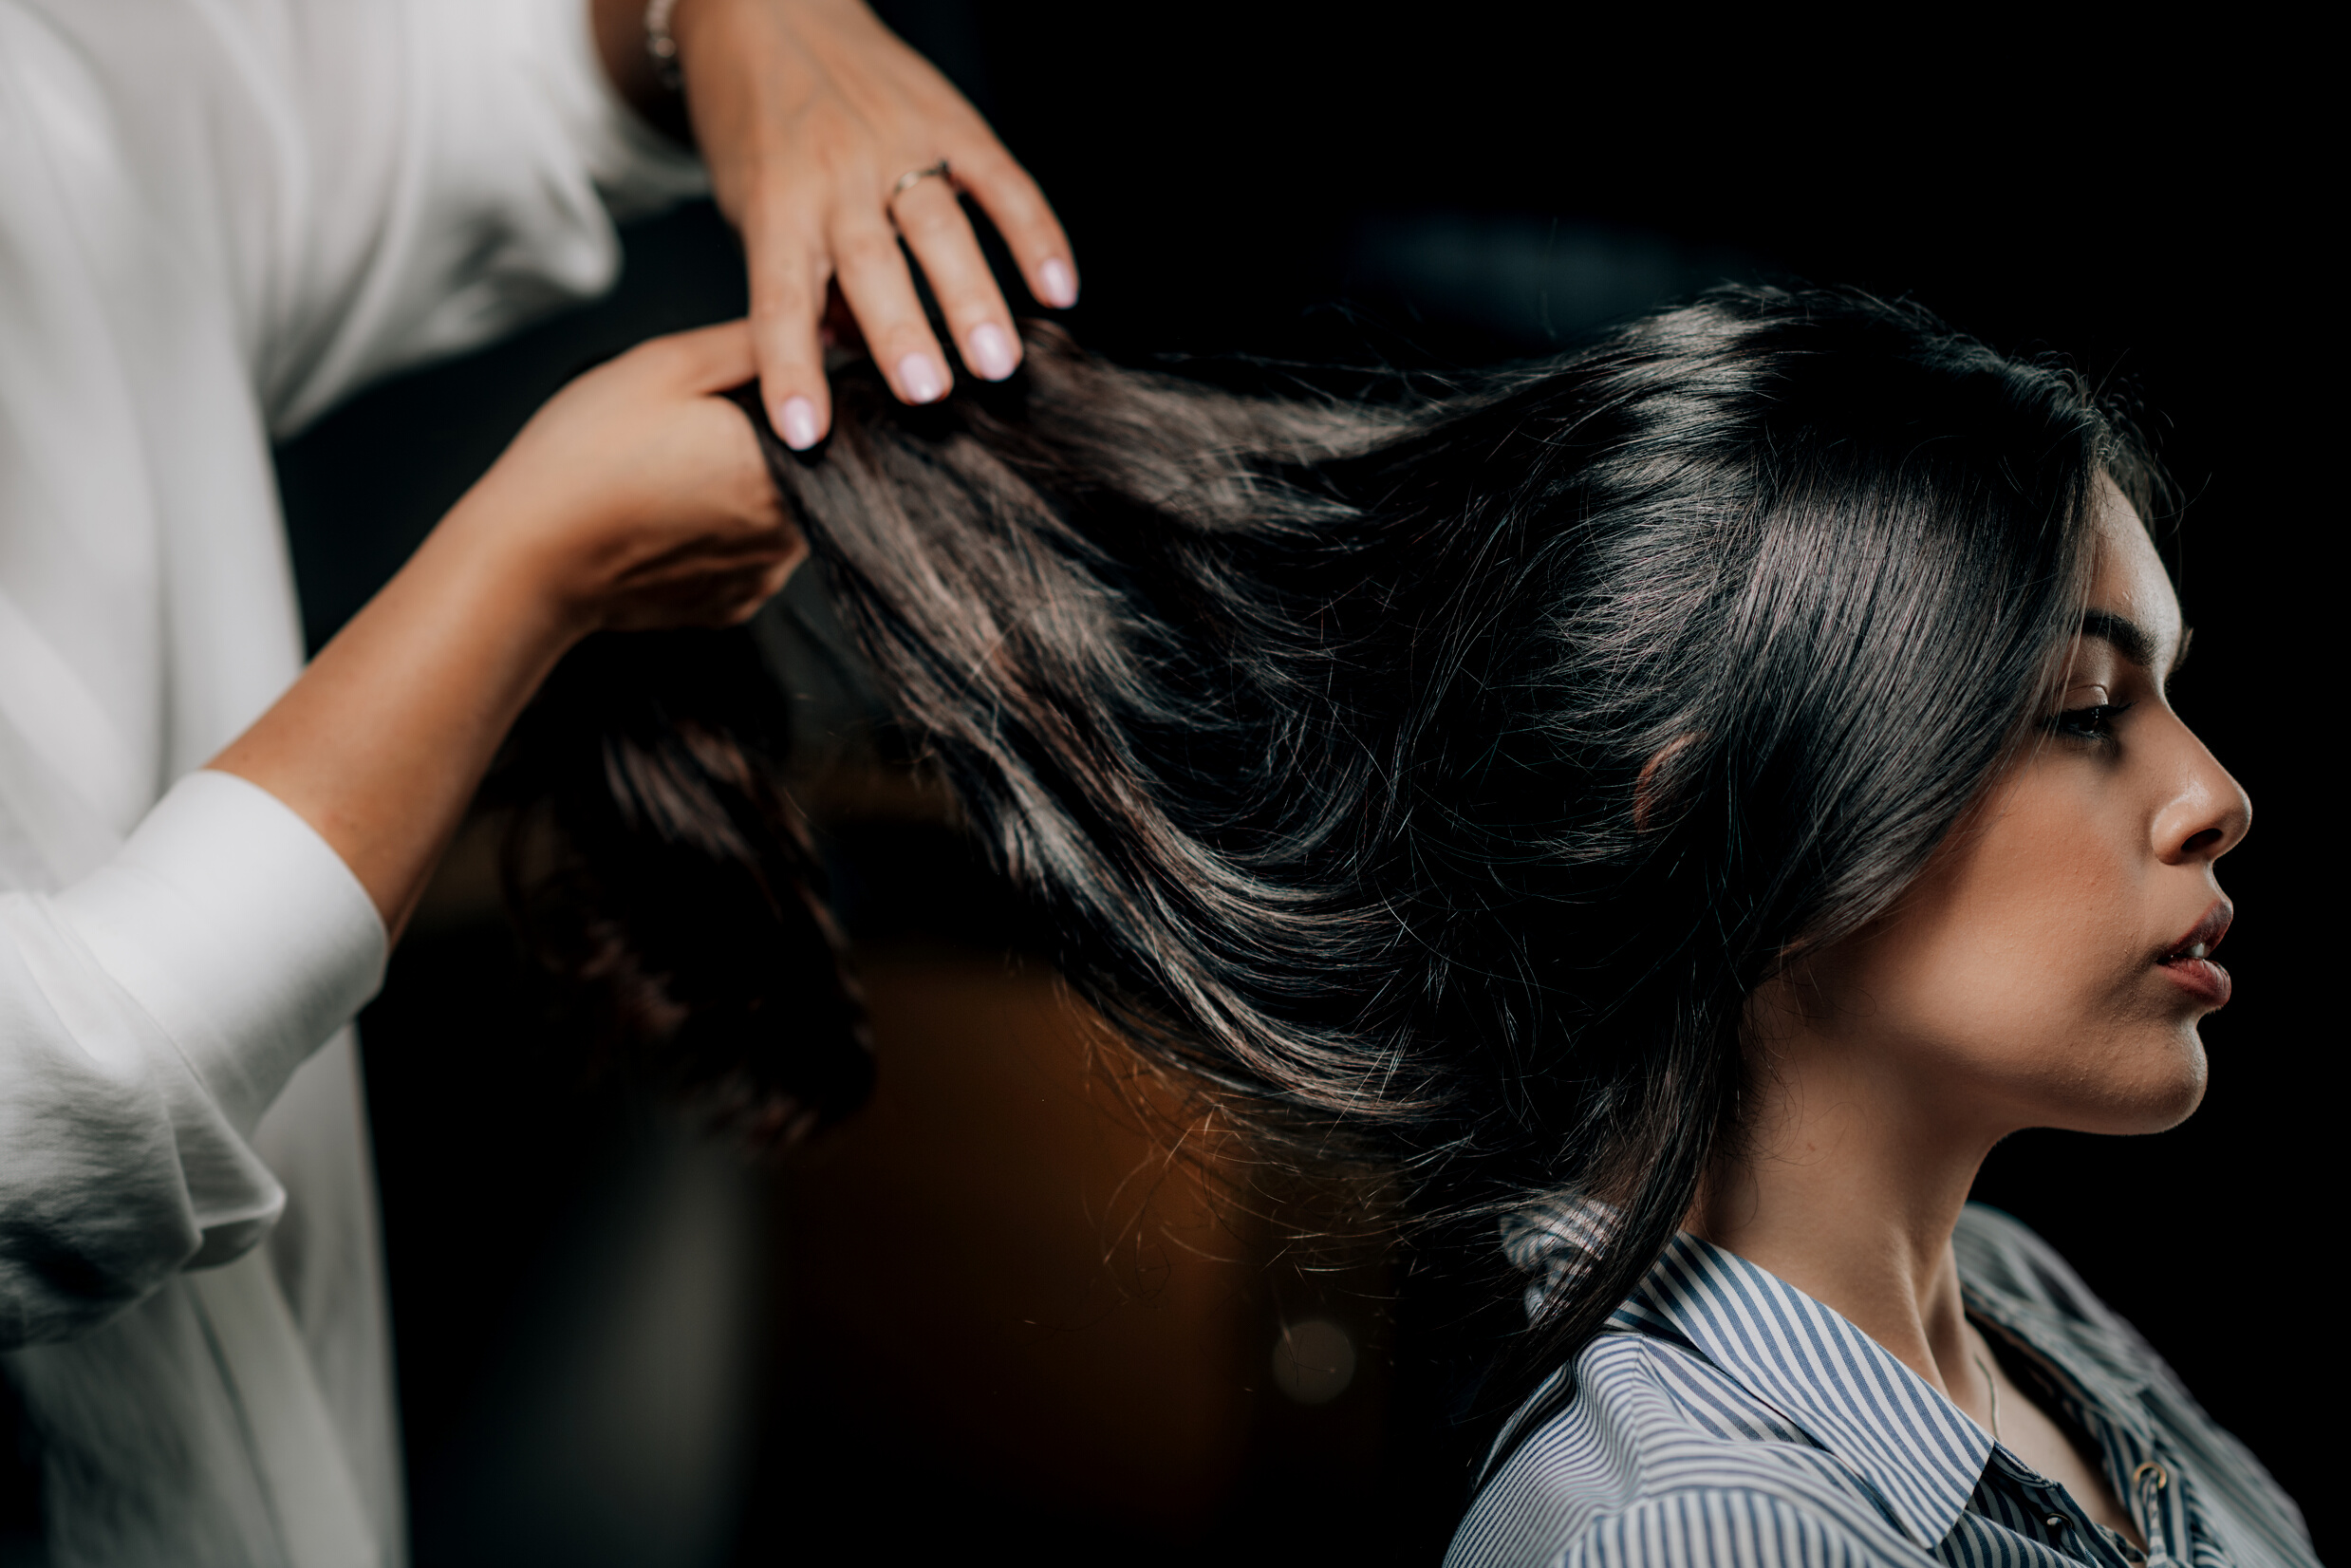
[
  {"x1": 1950, "y1": 802, "x2": 2140, "y2": 1014},
  {"x1": 1832, "y1": 778, "x2": 2203, "y2": 1129}
]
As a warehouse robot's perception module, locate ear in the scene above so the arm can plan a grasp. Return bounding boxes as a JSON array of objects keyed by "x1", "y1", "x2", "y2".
[{"x1": 1633, "y1": 733, "x2": 1704, "y2": 833}]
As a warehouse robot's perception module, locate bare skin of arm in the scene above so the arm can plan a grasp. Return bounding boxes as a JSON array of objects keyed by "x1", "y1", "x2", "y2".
[
  {"x1": 589, "y1": 0, "x2": 1077, "y2": 444},
  {"x1": 1689, "y1": 479, "x2": 2250, "y2": 1546},
  {"x1": 210, "y1": 322, "x2": 798, "y2": 942}
]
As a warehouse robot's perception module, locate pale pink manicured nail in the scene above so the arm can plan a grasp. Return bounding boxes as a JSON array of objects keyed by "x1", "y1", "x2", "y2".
[
  {"x1": 897, "y1": 352, "x2": 946, "y2": 404},
  {"x1": 1037, "y1": 257, "x2": 1077, "y2": 308},
  {"x1": 778, "y1": 396, "x2": 820, "y2": 451},
  {"x1": 966, "y1": 322, "x2": 1017, "y2": 382}
]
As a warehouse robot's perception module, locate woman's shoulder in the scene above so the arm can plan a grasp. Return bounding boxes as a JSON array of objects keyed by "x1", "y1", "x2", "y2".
[{"x1": 1446, "y1": 1334, "x2": 1932, "y2": 1568}]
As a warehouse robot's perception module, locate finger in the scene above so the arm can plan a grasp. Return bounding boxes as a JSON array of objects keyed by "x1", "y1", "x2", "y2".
[
  {"x1": 720, "y1": 553, "x2": 807, "y2": 625},
  {"x1": 889, "y1": 177, "x2": 1020, "y2": 382},
  {"x1": 830, "y1": 204, "x2": 952, "y2": 405},
  {"x1": 608, "y1": 560, "x2": 790, "y2": 632},
  {"x1": 741, "y1": 205, "x2": 833, "y2": 449},
  {"x1": 654, "y1": 318, "x2": 760, "y2": 393},
  {"x1": 948, "y1": 138, "x2": 1078, "y2": 308},
  {"x1": 611, "y1": 534, "x2": 801, "y2": 626},
  {"x1": 655, "y1": 395, "x2": 786, "y2": 538},
  {"x1": 679, "y1": 558, "x2": 797, "y2": 627}
]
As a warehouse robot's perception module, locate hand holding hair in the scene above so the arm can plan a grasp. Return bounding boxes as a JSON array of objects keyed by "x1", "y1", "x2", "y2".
[
  {"x1": 207, "y1": 321, "x2": 797, "y2": 942},
  {"x1": 595, "y1": 0, "x2": 1078, "y2": 448}
]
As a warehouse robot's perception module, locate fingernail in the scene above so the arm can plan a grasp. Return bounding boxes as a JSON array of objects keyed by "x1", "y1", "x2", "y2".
[
  {"x1": 778, "y1": 396, "x2": 820, "y2": 451},
  {"x1": 897, "y1": 352, "x2": 947, "y2": 404},
  {"x1": 1037, "y1": 257, "x2": 1077, "y2": 308},
  {"x1": 966, "y1": 322, "x2": 1017, "y2": 382}
]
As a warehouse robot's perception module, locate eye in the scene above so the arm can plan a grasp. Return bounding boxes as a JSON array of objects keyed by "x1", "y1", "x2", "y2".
[{"x1": 2050, "y1": 702, "x2": 2133, "y2": 743}]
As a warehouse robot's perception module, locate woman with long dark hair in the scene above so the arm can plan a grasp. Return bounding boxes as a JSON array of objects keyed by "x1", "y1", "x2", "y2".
[{"x1": 526, "y1": 286, "x2": 2311, "y2": 1566}]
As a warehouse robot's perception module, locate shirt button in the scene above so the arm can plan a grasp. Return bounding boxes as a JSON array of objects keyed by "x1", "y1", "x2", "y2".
[{"x1": 2044, "y1": 1514, "x2": 2067, "y2": 1530}]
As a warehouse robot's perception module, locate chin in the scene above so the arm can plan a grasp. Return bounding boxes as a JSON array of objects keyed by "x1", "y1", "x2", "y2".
[{"x1": 2059, "y1": 1026, "x2": 2211, "y2": 1136}]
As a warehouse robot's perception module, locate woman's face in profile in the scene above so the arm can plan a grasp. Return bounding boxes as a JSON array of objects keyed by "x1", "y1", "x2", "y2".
[{"x1": 1779, "y1": 476, "x2": 2250, "y2": 1140}]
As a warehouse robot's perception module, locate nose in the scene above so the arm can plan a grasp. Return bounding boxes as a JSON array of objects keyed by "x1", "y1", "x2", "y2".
[{"x1": 2154, "y1": 723, "x2": 2251, "y2": 865}]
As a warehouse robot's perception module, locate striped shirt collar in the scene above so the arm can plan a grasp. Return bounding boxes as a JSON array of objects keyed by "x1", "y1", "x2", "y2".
[
  {"x1": 1958, "y1": 1267, "x2": 2192, "y2": 1559},
  {"x1": 1604, "y1": 1231, "x2": 1995, "y2": 1551},
  {"x1": 1473, "y1": 1207, "x2": 2317, "y2": 1568},
  {"x1": 1960, "y1": 1269, "x2": 2153, "y2": 1444}
]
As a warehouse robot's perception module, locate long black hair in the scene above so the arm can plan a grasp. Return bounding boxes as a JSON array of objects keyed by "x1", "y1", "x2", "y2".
[{"x1": 503, "y1": 285, "x2": 2158, "y2": 1470}]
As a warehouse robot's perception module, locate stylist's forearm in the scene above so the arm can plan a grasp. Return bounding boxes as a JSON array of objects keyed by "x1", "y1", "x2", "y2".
[{"x1": 208, "y1": 495, "x2": 577, "y2": 940}]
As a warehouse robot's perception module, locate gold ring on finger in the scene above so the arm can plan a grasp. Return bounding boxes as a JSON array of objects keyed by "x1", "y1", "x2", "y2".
[{"x1": 888, "y1": 159, "x2": 953, "y2": 205}]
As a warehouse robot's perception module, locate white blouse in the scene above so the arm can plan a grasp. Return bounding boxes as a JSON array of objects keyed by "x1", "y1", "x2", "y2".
[{"x1": 0, "y1": 2, "x2": 701, "y2": 1562}]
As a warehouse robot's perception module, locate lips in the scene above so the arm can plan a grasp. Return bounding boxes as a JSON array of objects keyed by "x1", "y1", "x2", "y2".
[{"x1": 2157, "y1": 901, "x2": 2234, "y2": 1007}]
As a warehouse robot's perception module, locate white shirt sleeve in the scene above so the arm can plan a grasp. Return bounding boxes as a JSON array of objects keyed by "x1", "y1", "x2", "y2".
[
  {"x1": 0, "y1": 0, "x2": 699, "y2": 1354},
  {"x1": 0, "y1": 774, "x2": 384, "y2": 1346},
  {"x1": 255, "y1": 0, "x2": 709, "y2": 435}
]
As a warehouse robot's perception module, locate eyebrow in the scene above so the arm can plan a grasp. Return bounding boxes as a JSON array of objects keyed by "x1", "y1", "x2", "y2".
[{"x1": 2080, "y1": 609, "x2": 2188, "y2": 676}]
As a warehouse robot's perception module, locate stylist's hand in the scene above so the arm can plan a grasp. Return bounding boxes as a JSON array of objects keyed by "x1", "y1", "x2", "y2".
[
  {"x1": 459, "y1": 320, "x2": 801, "y2": 633},
  {"x1": 661, "y1": 0, "x2": 1076, "y2": 446},
  {"x1": 213, "y1": 321, "x2": 797, "y2": 939}
]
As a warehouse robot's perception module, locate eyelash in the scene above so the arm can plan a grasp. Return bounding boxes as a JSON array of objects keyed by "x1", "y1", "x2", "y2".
[{"x1": 2050, "y1": 702, "x2": 2133, "y2": 743}]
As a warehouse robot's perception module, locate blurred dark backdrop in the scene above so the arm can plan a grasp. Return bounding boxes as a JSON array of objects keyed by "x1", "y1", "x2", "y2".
[{"x1": 275, "y1": 7, "x2": 2333, "y2": 1564}]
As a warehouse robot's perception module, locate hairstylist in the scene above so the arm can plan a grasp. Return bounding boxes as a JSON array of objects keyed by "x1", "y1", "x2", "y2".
[{"x1": 0, "y1": 2, "x2": 1069, "y2": 1562}]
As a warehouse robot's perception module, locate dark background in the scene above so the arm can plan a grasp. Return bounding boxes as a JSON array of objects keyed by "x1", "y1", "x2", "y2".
[{"x1": 275, "y1": 7, "x2": 2335, "y2": 1564}]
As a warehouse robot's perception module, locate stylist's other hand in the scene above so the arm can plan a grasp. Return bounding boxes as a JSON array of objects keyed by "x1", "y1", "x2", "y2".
[
  {"x1": 211, "y1": 320, "x2": 795, "y2": 936},
  {"x1": 459, "y1": 320, "x2": 801, "y2": 633},
  {"x1": 661, "y1": 0, "x2": 1075, "y2": 446}
]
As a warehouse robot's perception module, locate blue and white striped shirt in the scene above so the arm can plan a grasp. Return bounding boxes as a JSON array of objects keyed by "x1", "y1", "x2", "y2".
[{"x1": 1447, "y1": 1205, "x2": 2314, "y2": 1568}]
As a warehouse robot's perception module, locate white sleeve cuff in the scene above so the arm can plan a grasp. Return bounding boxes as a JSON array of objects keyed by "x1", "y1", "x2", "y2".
[{"x1": 50, "y1": 771, "x2": 388, "y2": 1136}]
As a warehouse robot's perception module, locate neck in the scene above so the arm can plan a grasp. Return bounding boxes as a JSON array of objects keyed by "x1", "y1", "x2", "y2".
[{"x1": 1687, "y1": 981, "x2": 2006, "y2": 1400}]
